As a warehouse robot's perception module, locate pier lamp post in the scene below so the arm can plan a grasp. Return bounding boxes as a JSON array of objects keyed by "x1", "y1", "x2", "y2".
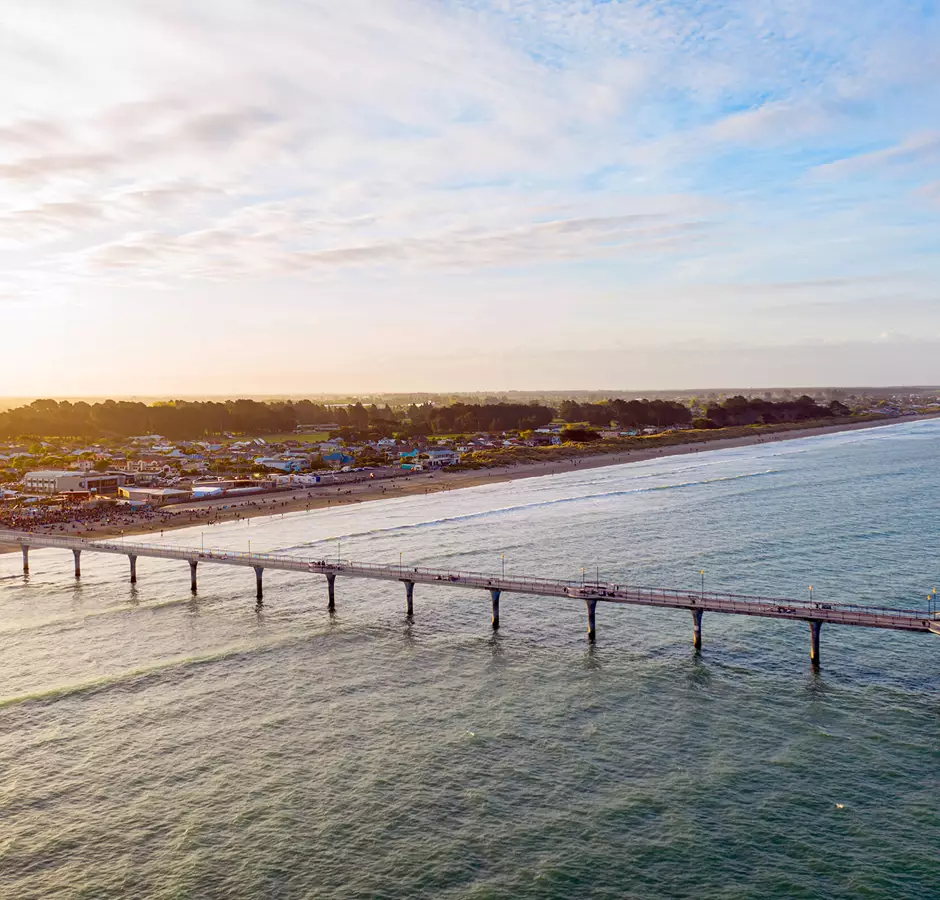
[
  {"x1": 399, "y1": 552, "x2": 402, "y2": 576},
  {"x1": 581, "y1": 567, "x2": 585, "y2": 586},
  {"x1": 248, "y1": 540, "x2": 251, "y2": 559},
  {"x1": 701, "y1": 569, "x2": 705, "y2": 598},
  {"x1": 809, "y1": 585, "x2": 814, "y2": 603},
  {"x1": 501, "y1": 554, "x2": 505, "y2": 578}
]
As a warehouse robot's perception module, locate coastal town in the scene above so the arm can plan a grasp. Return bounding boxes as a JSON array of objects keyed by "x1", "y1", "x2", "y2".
[{"x1": 1, "y1": 389, "x2": 936, "y2": 537}]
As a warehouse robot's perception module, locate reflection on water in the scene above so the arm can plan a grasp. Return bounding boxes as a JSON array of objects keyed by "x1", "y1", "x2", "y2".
[{"x1": 0, "y1": 420, "x2": 938, "y2": 899}]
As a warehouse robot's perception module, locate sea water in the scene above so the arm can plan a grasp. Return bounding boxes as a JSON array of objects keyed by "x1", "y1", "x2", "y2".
[{"x1": 1, "y1": 420, "x2": 938, "y2": 898}]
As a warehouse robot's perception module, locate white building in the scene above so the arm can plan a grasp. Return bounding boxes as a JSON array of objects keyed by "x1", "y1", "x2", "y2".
[
  {"x1": 118, "y1": 487, "x2": 192, "y2": 505},
  {"x1": 24, "y1": 470, "x2": 127, "y2": 495}
]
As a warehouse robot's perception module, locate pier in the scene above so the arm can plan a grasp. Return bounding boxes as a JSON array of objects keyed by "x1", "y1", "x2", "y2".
[{"x1": 4, "y1": 530, "x2": 938, "y2": 668}]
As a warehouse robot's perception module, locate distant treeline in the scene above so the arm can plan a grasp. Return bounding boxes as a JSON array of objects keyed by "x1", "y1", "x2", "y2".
[
  {"x1": 560, "y1": 398, "x2": 692, "y2": 427},
  {"x1": 560, "y1": 395, "x2": 849, "y2": 430},
  {"x1": 701, "y1": 395, "x2": 849, "y2": 427},
  {"x1": 0, "y1": 398, "x2": 554, "y2": 440},
  {"x1": 0, "y1": 394, "x2": 851, "y2": 441}
]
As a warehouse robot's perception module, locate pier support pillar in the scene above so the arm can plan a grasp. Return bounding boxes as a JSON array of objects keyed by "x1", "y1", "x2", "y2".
[
  {"x1": 586, "y1": 598, "x2": 597, "y2": 643},
  {"x1": 692, "y1": 608, "x2": 703, "y2": 650},
  {"x1": 404, "y1": 581, "x2": 414, "y2": 617},
  {"x1": 73, "y1": 549, "x2": 81, "y2": 579},
  {"x1": 189, "y1": 560, "x2": 198, "y2": 593},
  {"x1": 809, "y1": 620, "x2": 822, "y2": 669},
  {"x1": 327, "y1": 573, "x2": 336, "y2": 611},
  {"x1": 254, "y1": 566, "x2": 264, "y2": 601},
  {"x1": 490, "y1": 589, "x2": 501, "y2": 630},
  {"x1": 21, "y1": 545, "x2": 28, "y2": 574},
  {"x1": 129, "y1": 555, "x2": 137, "y2": 584}
]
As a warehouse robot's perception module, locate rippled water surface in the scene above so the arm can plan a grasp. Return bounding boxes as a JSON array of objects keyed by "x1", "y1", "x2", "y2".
[{"x1": 1, "y1": 421, "x2": 939, "y2": 898}]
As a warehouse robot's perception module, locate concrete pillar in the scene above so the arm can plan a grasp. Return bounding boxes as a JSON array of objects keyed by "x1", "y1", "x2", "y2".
[
  {"x1": 327, "y1": 573, "x2": 336, "y2": 610},
  {"x1": 254, "y1": 566, "x2": 264, "y2": 601},
  {"x1": 21, "y1": 545, "x2": 28, "y2": 574},
  {"x1": 490, "y1": 589, "x2": 501, "y2": 629},
  {"x1": 73, "y1": 549, "x2": 81, "y2": 579},
  {"x1": 129, "y1": 555, "x2": 137, "y2": 584},
  {"x1": 404, "y1": 581, "x2": 414, "y2": 617},
  {"x1": 190, "y1": 560, "x2": 198, "y2": 593},
  {"x1": 809, "y1": 620, "x2": 822, "y2": 669},
  {"x1": 692, "y1": 608, "x2": 703, "y2": 650},
  {"x1": 586, "y1": 598, "x2": 597, "y2": 643}
]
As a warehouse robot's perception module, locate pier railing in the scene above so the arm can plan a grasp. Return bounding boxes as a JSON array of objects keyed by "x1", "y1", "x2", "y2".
[{"x1": 1, "y1": 529, "x2": 936, "y2": 666}]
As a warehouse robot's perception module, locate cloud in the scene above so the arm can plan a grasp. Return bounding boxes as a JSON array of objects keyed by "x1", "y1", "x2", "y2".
[
  {"x1": 0, "y1": 150, "x2": 115, "y2": 181},
  {"x1": 813, "y1": 132, "x2": 940, "y2": 179},
  {"x1": 917, "y1": 181, "x2": 940, "y2": 205},
  {"x1": 74, "y1": 211, "x2": 712, "y2": 281},
  {"x1": 0, "y1": 200, "x2": 105, "y2": 243},
  {"x1": 1, "y1": 0, "x2": 939, "y2": 393}
]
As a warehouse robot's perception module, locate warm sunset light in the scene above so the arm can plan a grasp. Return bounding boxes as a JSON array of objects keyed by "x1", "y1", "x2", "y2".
[
  {"x1": 1, "y1": 2, "x2": 938, "y2": 395},
  {"x1": 1, "y1": 5, "x2": 938, "y2": 899}
]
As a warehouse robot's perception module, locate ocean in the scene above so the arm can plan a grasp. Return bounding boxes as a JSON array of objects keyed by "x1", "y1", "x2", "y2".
[{"x1": 1, "y1": 420, "x2": 938, "y2": 899}]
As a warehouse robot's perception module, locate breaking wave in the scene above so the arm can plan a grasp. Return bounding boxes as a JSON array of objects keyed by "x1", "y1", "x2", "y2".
[{"x1": 284, "y1": 469, "x2": 780, "y2": 548}]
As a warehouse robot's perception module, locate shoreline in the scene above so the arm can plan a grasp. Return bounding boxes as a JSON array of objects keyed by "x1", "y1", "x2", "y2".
[{"x1": 2, "y1": 414, "x2": 937, "y2": 549}]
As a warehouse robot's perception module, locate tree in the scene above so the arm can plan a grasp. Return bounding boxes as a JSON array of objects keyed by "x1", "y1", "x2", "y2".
[{"x1": 560, "y1": 427, "x2": 602, "y2": 443}]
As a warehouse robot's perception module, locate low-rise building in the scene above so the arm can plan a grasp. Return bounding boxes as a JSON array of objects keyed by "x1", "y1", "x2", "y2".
[
  {"x1": 24, "y1": 470, "x2": 127, "y2": 495},
  {"x1": 422, "y1": 449, "x2": 461, "y2": 467},
  {"x1": 118, "y1": 487, "x2": 193, "y2": 505},
  {"x1": 322, "y1": 452, "x2": 355, "y2": 468},
  {"x1": 254, "y1": 457, "x2": 306, "y2": 473}
]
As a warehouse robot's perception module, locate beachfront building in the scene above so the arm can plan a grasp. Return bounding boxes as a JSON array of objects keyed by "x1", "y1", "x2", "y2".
[
  {"x1": 24, "y1": 470, "x2": 127, "y2": 495},
  {"x1": 421, "y1": 449, "x2": 461, "y2": 467},
  {"x1": 254, "y1": 457, "x2": 305, "y2": 473},
  {"x1": 118, "y1": 486, "x2": 193, "y2": 505}
]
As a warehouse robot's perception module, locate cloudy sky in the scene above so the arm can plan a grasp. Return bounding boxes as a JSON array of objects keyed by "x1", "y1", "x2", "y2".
[{"x1": 1, "y1": 0, "x2": 938, "y2": 395}]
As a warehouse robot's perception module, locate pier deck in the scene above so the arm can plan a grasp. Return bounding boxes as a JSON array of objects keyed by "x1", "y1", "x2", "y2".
[{"x1": 2, "y1": 530, "x2": 937, "y2": 666}]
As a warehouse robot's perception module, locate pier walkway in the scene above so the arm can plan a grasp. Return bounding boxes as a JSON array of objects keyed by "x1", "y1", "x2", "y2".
[{"x1": 2, "y1": 530, "x2": 937, "y2": 668}]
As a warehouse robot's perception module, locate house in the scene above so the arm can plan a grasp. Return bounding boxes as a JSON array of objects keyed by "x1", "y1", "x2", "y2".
[
  {"x1": 525, "y1": 434, "x2": 555, "y2": 446},
  {"x1": 322, "y1": 452, "x2": 355, "y2": 468},
  {"x1": 254, "y1": 457, "x2": 305, "y2": 473},
  {"x1": 421, "y1": 449, "x2": 461, "y2": 467}
]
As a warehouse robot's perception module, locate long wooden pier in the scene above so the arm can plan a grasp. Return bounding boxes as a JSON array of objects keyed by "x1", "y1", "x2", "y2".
[{"x1": 2, "y1": 530, "x2": 937, "y2": 668}]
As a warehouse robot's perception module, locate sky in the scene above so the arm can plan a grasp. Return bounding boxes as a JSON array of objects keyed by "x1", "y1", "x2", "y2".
[{"x1": 1, "y1": 0, "x2": 938, "y2": 396}]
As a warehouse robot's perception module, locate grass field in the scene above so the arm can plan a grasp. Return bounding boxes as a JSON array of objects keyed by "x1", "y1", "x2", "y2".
[{"x1": 261, "y1": 432, "x2": 330, "y2": 443}]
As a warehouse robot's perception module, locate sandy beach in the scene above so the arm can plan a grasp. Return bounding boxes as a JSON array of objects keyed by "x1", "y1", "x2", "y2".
[{"x1": 2, "y1": 413, "x2": 934, "y2": 550}]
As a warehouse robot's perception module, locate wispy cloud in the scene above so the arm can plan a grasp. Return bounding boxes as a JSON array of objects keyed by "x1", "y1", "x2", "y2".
[
  {"x1": 814, "y1": 131, "x2": 940, "y2": 179},
  {"x1": 1, "y1": 0, "x2": 939, "y2": 390}
]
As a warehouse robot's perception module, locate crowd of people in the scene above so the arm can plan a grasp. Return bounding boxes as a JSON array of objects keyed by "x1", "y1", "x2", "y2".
[{"x1": 0, "y1": 502, "x2": 175, "y2": 535}]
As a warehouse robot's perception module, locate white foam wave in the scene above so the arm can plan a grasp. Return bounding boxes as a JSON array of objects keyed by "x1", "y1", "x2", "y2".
[{"x1": 283, "y1": 469, "x2": 779, "y2": 548}]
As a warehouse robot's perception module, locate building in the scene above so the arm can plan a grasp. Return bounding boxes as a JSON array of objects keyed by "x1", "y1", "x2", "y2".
[
  {"x1": 24, "y1": 470, "x2": 127, "y2": 495},
  {"x1": 254, "y1": 457, "x2": 305, "y2": 473},
  {"x1": 322, "y1": 452, "x2": 355, "y2": 468},
  {"x1": 421, "y1": 449, "x2": 461, "y2": 467},
  {"x1": 118, "y1": 487, "x2": 192, "y2": 505}
]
